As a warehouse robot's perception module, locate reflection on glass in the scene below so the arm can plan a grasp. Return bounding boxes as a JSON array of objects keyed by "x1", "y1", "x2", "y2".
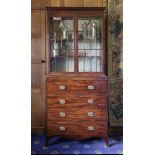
[
  {"x1": 78, "y1": 17, "x2": 103, "y2": 72},
  {"x1": 49, "y1": 17, "x2": 74, "y2": 72}
]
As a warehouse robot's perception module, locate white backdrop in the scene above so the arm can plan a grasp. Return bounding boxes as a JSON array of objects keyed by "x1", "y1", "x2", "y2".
[{"x1": 0, "y1": 0, "x2": 155, "y2": 155}]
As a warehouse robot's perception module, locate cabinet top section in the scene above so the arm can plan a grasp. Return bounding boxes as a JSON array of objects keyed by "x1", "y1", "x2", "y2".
[
  {"x1": 46, "y1": 7, "x2": 107, "y2": 75},
  {"x1": 46, "y1": 7, "x2": 105, "y2": 11},
  {"x1": 46, "y1": 7, "x2": 106, "y2": 17}
]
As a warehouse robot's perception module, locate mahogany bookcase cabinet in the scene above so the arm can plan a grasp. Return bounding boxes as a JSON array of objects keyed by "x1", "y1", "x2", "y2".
[{"x1": 45, "y1": 7, "x2": 108, "y2": 146}]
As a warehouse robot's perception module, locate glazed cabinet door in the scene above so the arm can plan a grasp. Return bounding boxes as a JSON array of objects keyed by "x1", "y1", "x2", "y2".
[
  {"x1": 31, "y1": 10, "x2": 45, "y2": 133},
  {"x1": 48, "y1": 16, "x2": 75, "y2": 72},
  {"x1": 47, "y1": 11, "x2": 106, "y2": 74},
  {"x1": 78, "y1": 17, "x2": 103, "y2": 72}
]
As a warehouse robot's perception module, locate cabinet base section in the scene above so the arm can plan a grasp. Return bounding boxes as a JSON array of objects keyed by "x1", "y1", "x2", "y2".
[{"x1": 44, "y1": 135, "x2": 109, "y2": 147}]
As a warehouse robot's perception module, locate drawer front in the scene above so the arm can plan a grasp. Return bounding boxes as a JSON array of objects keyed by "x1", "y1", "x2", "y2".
[
  {"x1": 47, "y1": 106, "x2": 108, "y2": 121},
  {"x1": 47, "y1": 120, "x2": 107, "y2": 139},
  {"x1": 46, "y1": 79, "x2": 107, "y2": 93},
  {"x1": 47, "y1": 94, "x2": 107, "y2": 108}
]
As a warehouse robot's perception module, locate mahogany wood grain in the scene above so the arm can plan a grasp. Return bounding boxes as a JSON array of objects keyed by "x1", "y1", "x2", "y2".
[
  {"x1": 46, "y1": 73, "x2": 107, "y2": 79},
  {"x1": 44, "y1": 7, "x2": 108, "y2": 146},
  {"x1": 47, "y1": 94, "x2": 107, "y2": 108},
  {"x1": 47, "y1": 106, "x2": 108, "y2": 121},
  {"x1": 46, "y1": 79, "x2": 107, "y2": 94},
  {"x1": 47, "y1": 120, "x2": 107, "y2": 140}
]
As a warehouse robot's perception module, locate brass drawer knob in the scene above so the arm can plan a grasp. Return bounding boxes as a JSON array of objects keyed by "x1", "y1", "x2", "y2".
[
  {"x1": 59, "y1": 126, "x2": 65, "y2": 131},
  {"x1": 88, "y1": 85, "x2": 94, "y2": 90},
  {"x1": 88, "y1": 126, "x2": 95, "y2": 131},
  {"x1": 59, "y1": 85, "x2": 65, "y2": 90},
  {"x1": 88, "y1": 112, "x2": 94, "y2": 117},
  {"x1": 59, "y1": 112, "x2": 66, "y2": 117},
  {"x1": 88, "y1": 99, "x2": 94, "y2": 104},
  {"x1": 59, "y1": 99, "x2": 65, "y2": 104}
]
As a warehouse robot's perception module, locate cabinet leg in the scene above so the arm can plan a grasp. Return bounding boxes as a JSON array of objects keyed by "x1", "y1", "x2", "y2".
[
  {"x1": 45, "y1": 136, "x2": 51, "y2": 147},
  {"x1": 104, "y1": 136, "x2": 109, "y2": 147}
]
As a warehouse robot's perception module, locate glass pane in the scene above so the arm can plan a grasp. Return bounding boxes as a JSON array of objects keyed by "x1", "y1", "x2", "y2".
[
  {"x1": 78, "y1": 17, "x2": 103, "y2": 72},
  {"x1": 49, "y1": 17, "x2": 74, "y2": 72}
]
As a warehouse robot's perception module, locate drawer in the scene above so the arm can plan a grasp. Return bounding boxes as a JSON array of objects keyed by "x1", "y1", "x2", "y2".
[
  {"x1": 47, "y1": 94, "x2": 107, "y2": 108},
  {"x1": 47, "y1": 120, "x2": 107, "y2": 139},
  {"x1": 47, "y1": 106, "x2": 108, "y2": 121},
  {"x1": 46, "y1": 79, "x2": 107, "y2": 93}
]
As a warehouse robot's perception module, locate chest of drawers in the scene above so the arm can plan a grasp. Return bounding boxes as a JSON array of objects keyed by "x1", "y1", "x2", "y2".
[{"x1": 45, "y1": 75, "x2": 109, "y2": 146}]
